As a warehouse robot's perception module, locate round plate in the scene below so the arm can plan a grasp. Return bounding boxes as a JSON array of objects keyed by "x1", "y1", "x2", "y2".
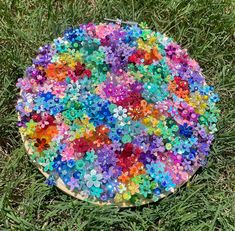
[{"x1": 16, "y1": 22, "x2": 219, "y2": 207}]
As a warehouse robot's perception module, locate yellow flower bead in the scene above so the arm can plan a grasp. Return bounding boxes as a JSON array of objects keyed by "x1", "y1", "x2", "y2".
[
  {"x1": 149, "y1": 36, "x2": 156, "y2": 44},
  {"x1": 114, "y1": 193, "x2": 123, "y2": 203},
  {"x1": 154, "y1": 128, "x2": 161, "y2": 136},
  {"x1": 142, "y1": 117, "x2": 151, "y2": 126},
  {"x1": 165, "y1": 143, "x2": 172, "y2": 150},
  {"x1": 123, "y1": 192, "x2": 131, "y2": 200}
]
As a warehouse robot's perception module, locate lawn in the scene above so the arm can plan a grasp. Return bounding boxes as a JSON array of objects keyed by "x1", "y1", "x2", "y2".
[{"x1": 0, "y1": 0, "x2": 235, "y2": 230}]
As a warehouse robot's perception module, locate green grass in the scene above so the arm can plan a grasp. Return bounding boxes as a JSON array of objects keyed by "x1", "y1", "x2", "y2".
[{"x1": 0, "y1": 0, "x2": 235, "y2": 230}]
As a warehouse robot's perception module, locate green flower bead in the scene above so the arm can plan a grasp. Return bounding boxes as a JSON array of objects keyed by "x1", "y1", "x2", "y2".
[
  {"x1": 165, "y1": 143, "x2": 172, "y2": 150},
  {"x1": 139, "y1": 179, "x2": 151, "y2": 198},
  {"x1": 44, "y1": 149, "x2": 57, "y2": 161},
  {"x1": 85, "y1": 150, "x2": 97, "y2": 163},
  {"x1": 132, "y1": 175, "x2": 143, "y2": 184},
  {"x1": 38, "y1": 157, "x2": 46, "y2": 164},
  {"x1": 62, "y1": 108, "x2": 84, "y2": 121},
  {"x1": 90, "y1": 186, "x2": 103, "y2": 197},
  {"x1": 44, "y1": 161, "x2": 54, "y2": 172},
  {"x1": 108, "y1": 104, "x2": 116, "y2": 113},
  {"x1": 75, "y1": 160, "x2": 86, "y2": 170},
  {"x1": 30, "y1": 153, "x2": 38, "y2": 161},
  {"x1": 122, "y1": 134, "x2": 132, "y2": 143}
]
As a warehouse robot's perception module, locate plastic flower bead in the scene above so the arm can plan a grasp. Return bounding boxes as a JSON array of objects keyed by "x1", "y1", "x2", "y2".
[
  {"x1": 24, "y1": 119, "x2": 37, "y2": 136},
  {"x1": 44, "y1": 161, "x2": 54, "y2": 172},
  {"x1": 45, "y1": 175, "x2": 56, "y2": 186},
  {"x1": 90, "y1": 186, "x2": 103, "y2": 197},
  {"x1": 128, "y1": 182, "x2": 140, "y2": 195},
  {"x1": 85, "y1": 150, "x2": 97, "y2": 163},
  {"x1": 17, "y1": 21, "x2": 219, "y2": 207},
  {"x1": 139, "y1": 177, "x2": 152, "y2": 198},
  {"x1": 75, "y1": 159, "x2": 86, "y2": 170},
  {"x1": 67, "y1": 177, "x2": 79, "y2": 190},
  {"x1": 62, "y1": 145, "x2": 75, "y2": 161},
  {"x1": 84, "y1": 169, "x2": 103, "y2": 188},
  {"x1": 113, "y1": 106, "x2": 128, "y2": 121}
]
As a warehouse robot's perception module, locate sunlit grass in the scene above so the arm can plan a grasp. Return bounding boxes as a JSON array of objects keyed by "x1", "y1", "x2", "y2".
[{"x1": 0, "y1": 0, "x2": 235, "y2": 230}]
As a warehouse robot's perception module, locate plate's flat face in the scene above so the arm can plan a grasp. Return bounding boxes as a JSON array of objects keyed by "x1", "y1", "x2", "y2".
[{"x1": 16, "y1": 22, "x2": 219, "y2": 207}]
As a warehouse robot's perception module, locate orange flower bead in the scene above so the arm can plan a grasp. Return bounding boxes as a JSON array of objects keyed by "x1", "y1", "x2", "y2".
[{"x1": 46, "y1": 62, "x2": 70, "y2": 81}]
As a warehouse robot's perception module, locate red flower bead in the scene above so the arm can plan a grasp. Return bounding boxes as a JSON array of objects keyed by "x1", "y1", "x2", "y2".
[
  {"x1": 84, "y1": 69, "x2": 92, "y2": 78},
  {"x1": 73, "y1": 137, "x2": 92, "y2": 154},
  {"x1": 32, "y1": 113, "x2": 41, "y2": 122},
  {"x1": 75, "y1": 62, "x2": 86, "y2": 76}
]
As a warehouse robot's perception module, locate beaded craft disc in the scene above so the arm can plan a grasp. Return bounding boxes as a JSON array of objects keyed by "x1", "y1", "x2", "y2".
[{"x1": 16, "y1": 22, "x2": 219, "y2": 207}]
